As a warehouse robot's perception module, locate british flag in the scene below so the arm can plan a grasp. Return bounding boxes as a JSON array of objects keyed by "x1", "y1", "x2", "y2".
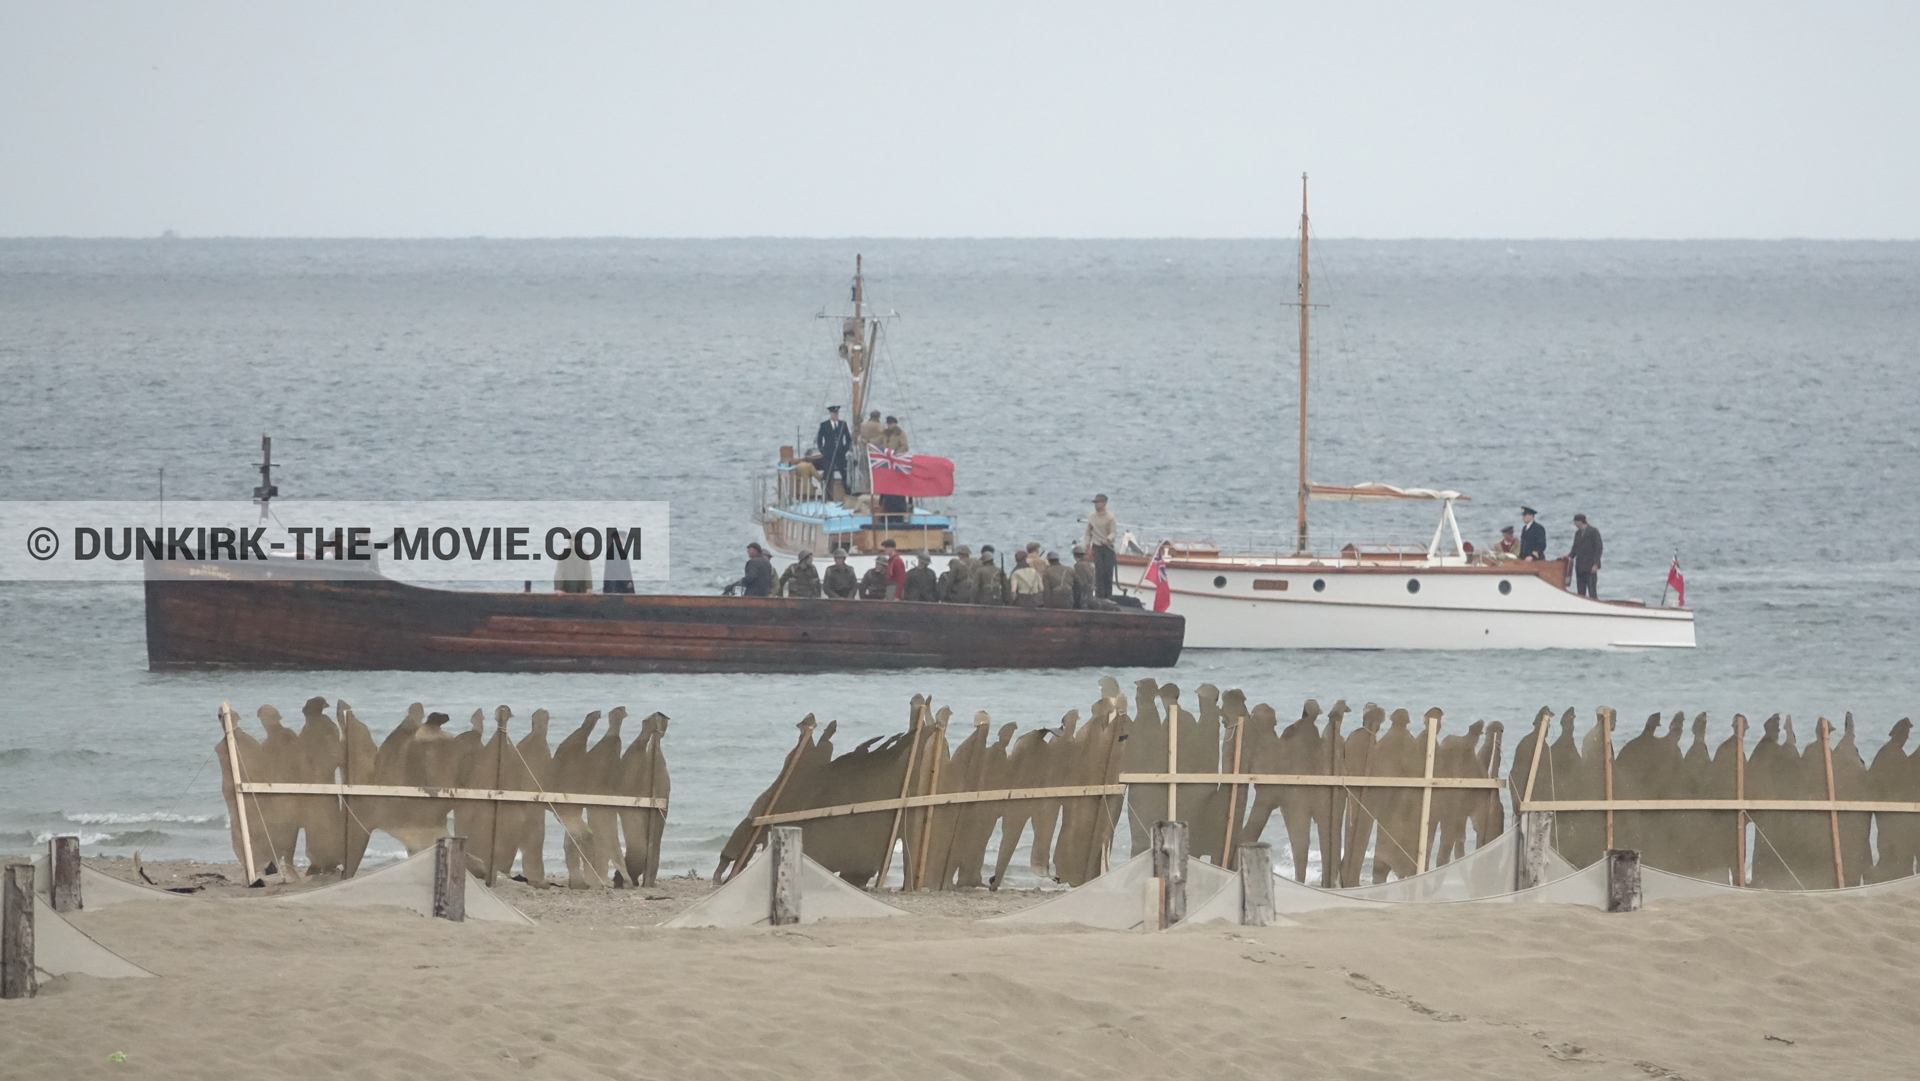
[{"x1": 868, "y1": 444, "x2": 913, "y2": 472}]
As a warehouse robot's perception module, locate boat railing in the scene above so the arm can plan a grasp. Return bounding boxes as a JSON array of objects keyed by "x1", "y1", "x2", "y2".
[{"x1": 1119, "y1": 525, "x2": 1479, "y2": 568}]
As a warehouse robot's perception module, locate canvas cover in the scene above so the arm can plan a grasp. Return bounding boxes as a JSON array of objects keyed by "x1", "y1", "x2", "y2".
[{"x1": 662, "y1": 851, "x2": 908, "y2": 929}]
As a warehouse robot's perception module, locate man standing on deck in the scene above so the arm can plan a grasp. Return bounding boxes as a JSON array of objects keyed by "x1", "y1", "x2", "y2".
[
  {"x1": 815, "y1": 406, "x2": 852, "y2": 498},
  {"x1": 881, "y1": 415, "x2": 909, "y2": 453},
  {"x1": 904, "y1": 553, "x2": 938, "y2": 602},
  {"x1": 1518, "y1": 507, "x2": 1547, "y2": 561},
  {"x1": 1494, "y1": 525, "x2": 1519, "y2": 559},
  {"x1": 1569, "y1": 514, "x2": 1604, "y2": 598},
  {"x1": 860, "y1": 409, "x2": 885, "y2": 449},
  {"x1": 726, "y1": 543, "x2": 775, "y2": 597},
  {"x1": 940, "y1": 546, "x2": 975, "y2": 603},
  {"x1": 778, "y1": 550, "x2": 822, "y2": 598},
  {"x1": 1084, "y1": 494, "x2": 1118, "y2": 599},
  {"x1": 1070, "y1": 544, "x2": 1096, "y2": 608},
  {"x1": 878, "y1": 539, "x2": 908, "y2": 600},
  {"x1": 969, "y1": 545, "x2": 1007, "y2": 605},
  {"x1": 822, "y1": 548, "x2": 857, "y2": 599},
  {"x1": 1009, "y1": 553, "x2": 1046, "y2": 607},
  {"x1": 1042, "y1": 551, "x2": 1073, "y2": 608}
]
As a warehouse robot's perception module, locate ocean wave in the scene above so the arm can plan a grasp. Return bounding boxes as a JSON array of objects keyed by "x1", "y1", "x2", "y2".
[
  {"x1": 29, "y1": 829, "x2": 171, "y2": 847},
  {"x1": 32, "y1": 830, "x2": 116, "y2": 845},
  {"x1": 63, "y1": 811, "x2": 225, "y2": 826}
]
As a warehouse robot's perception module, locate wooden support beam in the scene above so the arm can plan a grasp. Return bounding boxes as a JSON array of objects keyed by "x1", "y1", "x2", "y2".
[
  {"x1": 1121, "y1": 773, "x2": 1501, "y2": 790},
  {"x1": 236, "y1": 782, "x2": 665, "y2": 809},
  {"x1": 49, "y1": 836, "x2": 81, "y2": 914},
  {"x1": 752, "y1": 785, "x2": 1127, "y2": 826},
  {"x1": 1150, "y1": 820, "x2": 1188, "y2": 929},
  {"x1": 1601, "y1": 709, "x2": 1616, "y2": 851},
  {"x1": 1519, "y1": 811, "x2": 1555, "y2": 891},
  {"x1": 432, "y1": 836, "x2": 466, "y2": 922},
  {"x1": 876, "y1": 705, "x2": 927, "y2": 891},
  {"x1": 3, "y1": 863, "x2": 34, "y2": 999},
  {"x1": 1605, "y1": 848, "x2": 1641, "y2": 913},
  {"x1": 1238, "y1": 843, "x2": 1275, "y2": 927},
  {"x1": 1220, "y1": 720, "x2": 1246, "y2": 868},
  {"x1": 1734, "y1": 714, "x2": 1748, "y2": 888},
  {"x1": 1516, "y1": 798, "x2": 1920, "y2": 812},
  {"x1": 220, "y1": 702, "x2": 258, "y2": 887},
  {"x1": 769, "y1": 826, "x2": 802, "y2": 926}
]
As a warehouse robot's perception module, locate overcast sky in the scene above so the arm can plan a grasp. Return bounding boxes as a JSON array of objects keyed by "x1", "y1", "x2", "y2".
[{"x1": 2, "y1": 2, "x2": 1915, "y2": 238}]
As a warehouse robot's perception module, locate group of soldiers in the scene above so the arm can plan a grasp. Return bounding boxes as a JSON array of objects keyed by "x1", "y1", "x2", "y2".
[
  {"x1": 766, "y1": 542, "x2": 1107, "y2": 607},
  {"x1": 217, "y1": 697, "x2": 671, "y2": 889}
]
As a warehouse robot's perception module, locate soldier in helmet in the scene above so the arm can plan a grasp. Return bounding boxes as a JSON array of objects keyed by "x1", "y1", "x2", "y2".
[
  {"x1": 822, "y1": 547, "x2": 858, "y2": 599},
  {"x1": 903, "y1": 553, "x2": 938, "y2": 602},
  {"x1": 777, "y1": 550, "x2": 822, "y2": 598},
  {"x1": 969, "y1": 545, "x2": 1008, "y2": 606}
]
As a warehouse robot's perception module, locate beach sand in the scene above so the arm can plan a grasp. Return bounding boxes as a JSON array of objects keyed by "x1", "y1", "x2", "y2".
[{"x1": 3, "y1": 858, "x2": 1916, "y2": 1080}]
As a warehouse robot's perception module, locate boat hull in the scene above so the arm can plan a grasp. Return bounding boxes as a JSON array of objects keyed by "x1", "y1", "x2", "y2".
[
  {"x1": 144, "y1": 563, "x2": 1184, "y2": 673},
  {"x1": 1119, "y1": 557, "x2": 1693, "y2": 651}
]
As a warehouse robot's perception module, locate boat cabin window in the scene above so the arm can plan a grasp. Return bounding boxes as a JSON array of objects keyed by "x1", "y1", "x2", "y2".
[
  {"x1": 1312, "y1": 579, "x2": 1325, "y2": 592},
  {"x1": 1498, "y1": 580, "x2": 1512, "y2": 596},
  {"x1": 1213, "y1": 576, "x2": 1228, "y2": 588},
  {"x1": 1406, "y1": 579, "x2": 1421, "y2": 594}
]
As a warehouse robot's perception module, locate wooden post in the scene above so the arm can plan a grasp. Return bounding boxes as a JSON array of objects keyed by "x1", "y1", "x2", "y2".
[
  {"x1": 484, "y1": 722, "x2": 507, "y2": 887},
  {"x1": 1605, "y1": 848, "x2": 1641, "y2": 913},
  {"x1": 1322, "y1": 708, "x2": 1342, "y2": 888},
  {"x1": 1733, "y1": 714, "x2": 1748, "y2": 887},
  {"x1": 730, "y1": 721, "x2": 812, "y2": 884},
  {"x1": 432, "y1": 836, "x2": 466, "y2": 922},
  {"x1": 2, "y1": 863, "x2": 33, "y2": 999},
  {"x1": 49, "y1": 836, "x2": 81, "y2": 913},
  {"x1": 1150, "y1": 820, "x2": 1189, "y2": 929},
  {"x1": 1238, "y1": 842, "x2": 1275, "y2": 927},
  {"x1": 1415, "y1": 713, "x2": 1439, "y2": 874},
  {"x1": 1601, "y1": 708, "x2": 1616, "y2": 851},
  {"x1": 220, "y1": 702, "x2": 259, "y2": 887},
  {"x1": 1519, "y1": 811, "x2": 1555, "y2": 890},
  {"x1": 769, "y1": 825, "x2": 802, "y2": 926},
  {"x1": 1220, "y1": 719, "x2": 1246, "y2": 868},
  {"x1": 1818, "y1": 718, "x2": 1844, "y2": 889},
  {"x1": 876, "y1": 704, "x2": 926, "y2": 891},
  {"x1": 912, "y1": 717, "x2": 948, "y2": 891},
  {"x1": 1165, "y1": 697, "x2": 1180, "y2": 822}
]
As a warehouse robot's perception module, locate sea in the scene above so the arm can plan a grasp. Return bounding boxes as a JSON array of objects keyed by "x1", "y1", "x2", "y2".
[{"x1": 1, "y1": 238, "x2": 1915, "y2": 882}]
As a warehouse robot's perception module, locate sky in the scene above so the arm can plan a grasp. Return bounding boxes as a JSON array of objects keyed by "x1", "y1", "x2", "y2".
[{"x1": 2, "y1": 1, "x2": 1916, "y2": 238}]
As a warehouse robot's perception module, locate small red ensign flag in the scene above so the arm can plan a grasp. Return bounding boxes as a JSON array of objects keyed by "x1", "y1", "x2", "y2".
[
  {"x1": 1666, "y1": 556, "x2": 1686, "y2": 608},
  {"x1": 1143, "y1": 545, "x2": 1172, "y2": 612}
]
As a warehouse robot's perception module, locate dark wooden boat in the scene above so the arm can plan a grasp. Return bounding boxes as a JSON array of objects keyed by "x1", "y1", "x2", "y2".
[{"x1": 144, "y1": 559, "x2": 1185, "y2": 673}]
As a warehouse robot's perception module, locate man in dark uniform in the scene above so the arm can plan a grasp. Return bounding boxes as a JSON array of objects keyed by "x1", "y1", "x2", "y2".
[
  {"x1": 822, "y1": 547, "x2": 858, "y2": 599},
  {"x1": 726, "y1": 543, "x2": 774, "y2": 597},
  {"x1": 777, "y1": 550, "x2": 822, "y2": 598},
  {"x1": 858, "y1": 563, "x2": 889, "y2": 600},
  {"x1": 815, "y1": 406, "x2": 853, "y2": 499},
  {"x1": 1569, "y1": 513, "x2": 1603, "y2": 598},
  {"x1": 939, "y1": 548, "x2": 975, "y2": 603},
  {"x1": 1041, "y1": 551, "x2": 1073, "y2": 608},
  {"x1": 903, "y1": 553, "x2": 938, "y2": 602},
  {"x1": 1518, "y1": 507, "x2": 1547, "y2": 561},
  {"x1": 1070, "y1": 544, "x2": 1096, "y2": 608}
]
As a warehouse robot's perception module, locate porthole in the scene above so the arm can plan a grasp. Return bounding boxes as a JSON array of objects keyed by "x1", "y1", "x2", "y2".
[
  {"x1": 1498, "y1": 579, "x2": 1512, "y2": 596},
  {"x1": 1213, "y1": 575, "x2": 1228, "y2": 589},
  {"x1": 1406, "y1": 578, "x2": 1421, "y2": 594},
  {"x1": 1312, "y1": 578, "x2": 1326, "y2": 592}
]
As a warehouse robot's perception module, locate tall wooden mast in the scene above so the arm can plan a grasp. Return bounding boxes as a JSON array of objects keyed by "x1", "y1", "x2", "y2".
[{"x1": 1294, "y1": 174, "x2": 1311, "y2": 554}]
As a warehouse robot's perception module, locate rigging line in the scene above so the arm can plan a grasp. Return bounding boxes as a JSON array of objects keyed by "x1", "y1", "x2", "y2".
[
  {"x1": 159, "y1": 750, "x2": 217, "y2": 826},
  {"x1": 505, "y1": 732, "x2": 608, "y2": 888},
  {"x1": 1748, "y1": 818, "x2": 1809, "y2": 892}
]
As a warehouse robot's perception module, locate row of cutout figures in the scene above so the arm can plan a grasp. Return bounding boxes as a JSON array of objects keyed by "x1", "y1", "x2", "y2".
[
  {"x1": 716, "y1": 677, "x2": 1920, "y2": 891},
  {"x1": 216, "y1": 697, "x2": 669, "y2": 888}
]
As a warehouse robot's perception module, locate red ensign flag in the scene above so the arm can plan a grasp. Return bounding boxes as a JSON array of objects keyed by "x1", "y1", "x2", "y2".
[
  {"x1": 868, "y1": 446, "x2": 955, "y2": 498},
  {"x1": 1666, "y1": 556, "x2": 1686, "y2": 608}
]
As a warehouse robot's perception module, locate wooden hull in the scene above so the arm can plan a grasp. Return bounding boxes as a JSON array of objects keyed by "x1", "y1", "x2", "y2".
[{"x1": 143, "y1": 563, "x2": 1184, "y2": 673}]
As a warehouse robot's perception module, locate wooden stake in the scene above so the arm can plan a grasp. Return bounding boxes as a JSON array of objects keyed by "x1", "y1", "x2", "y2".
[
  {"x1": 49, "y1": 836, "x2": 80, "y2": 913},
  {"x1": 219, "y1": 702, "x2": 259, "y2": 886},
  {"x1": 1734, "y1": 714, "x2": 1748, "y2": 887},
  {"x1": 912, "y1": 717, "x2": 948, "y2": 891},
  {"x1": 484, "y1": 721, "x2": 507, "y2": 887},
  {"x1": 1519, "y1": 810, "x2": 1555, "y2": 890},
  {"x1": 1, "y1": 863, "x2": 31, "y2": 999},
  {"x1": 1605, "y1": 848, "x2": 1641, "y2": 913},
  {"x1": 730, "y1": 722, "x2": 813, "y2": 884},
  {"x1": 769, "y1": 826, "x2": 802, "y2": 925},
  {"x1": 1819, "y1": 717, "x2": 1844, "y2": 889},
  {"x1": 1601, "y1": 708, "x2": 1616, "y2": 851},
  {"x1": 1322, "y1": 708, "x2": 1343, "y2": 888},
  {"x1": 1237, "y1": 842, "x2": 1274, "y2": 926},
  {"x1": 1415, "y1": 713, "x2": 1438, "y2": 874},
  {"x1": 432, "y1": 836, "x2": 466, "y2": 922},
  {"x1": 1520, "y1": 711, "x2": 1549, "y2": 808},
  {"x1": 1220, "y1": 719, "x2": 1246, "y2": 868},
  {"x1": 1166, "y1": 697, "x2": 1179, "y2": 822},
  {"x1": 875, "y1": 704, "x2": 927, "y2": 891},
  {"x1": 1150, "y1": 820, "x2": 1189, "y2": 929}
]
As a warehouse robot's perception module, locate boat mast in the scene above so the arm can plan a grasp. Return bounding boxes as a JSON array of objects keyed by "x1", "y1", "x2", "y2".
[
  {"x1": 1294, "y1": 174, "x2": 1310, "y2": 555},
  {"x1": 849, "y1": 254, "x2": 867, "y2": 424}
]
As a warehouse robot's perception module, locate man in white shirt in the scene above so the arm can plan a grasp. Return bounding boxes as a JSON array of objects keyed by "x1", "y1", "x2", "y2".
[{"x1": 1083, "y1": 493, "x2": 1118, "y2": 600}]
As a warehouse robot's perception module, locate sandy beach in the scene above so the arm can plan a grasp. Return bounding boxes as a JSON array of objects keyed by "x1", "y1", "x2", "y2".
[{"x1": 1, "y1": 858, "x2": 1913, "y2": 1080}]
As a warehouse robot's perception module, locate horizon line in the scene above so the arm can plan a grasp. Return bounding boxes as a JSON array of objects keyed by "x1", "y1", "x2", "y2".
[{"x1": 4, "y1": 234, "x2": 1918, "y2": 244}]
